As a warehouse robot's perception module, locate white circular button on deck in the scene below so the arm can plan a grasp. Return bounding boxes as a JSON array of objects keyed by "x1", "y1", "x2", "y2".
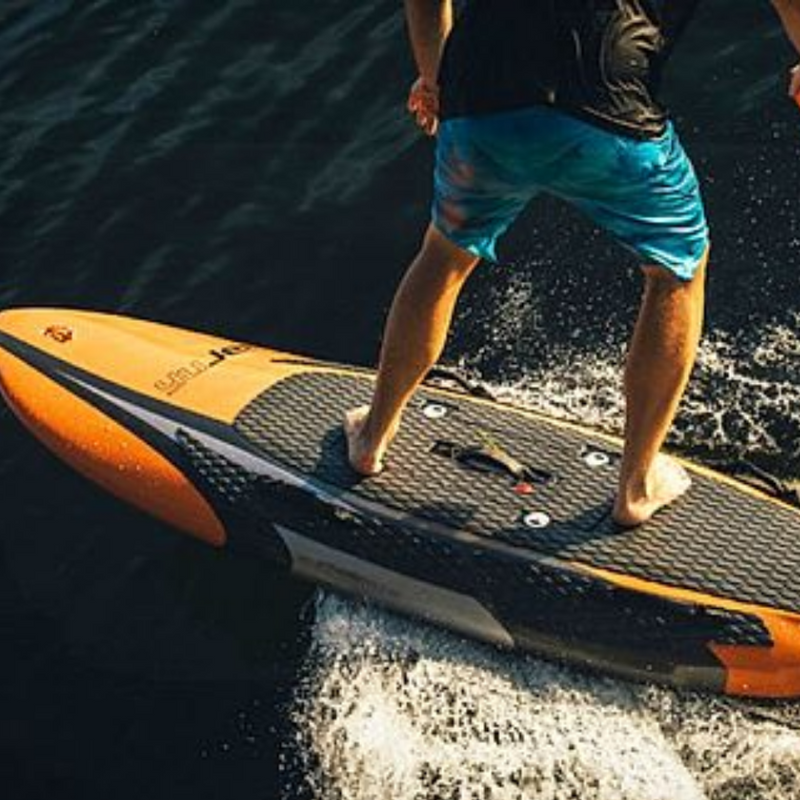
[
  {"x1": 584, "y1": 451, "x2": 611, "y2": 468},
  {"x1": 523, "y1": 511, "x2": 551, "y2": 529},
  {"x1": 422, "y1": 403, "x2": 448, "y2": 420}
]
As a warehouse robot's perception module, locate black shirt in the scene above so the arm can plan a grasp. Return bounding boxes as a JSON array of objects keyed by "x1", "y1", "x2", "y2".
[{"x1": 438, "y1": 0, "x2": 701, "y2": 139}]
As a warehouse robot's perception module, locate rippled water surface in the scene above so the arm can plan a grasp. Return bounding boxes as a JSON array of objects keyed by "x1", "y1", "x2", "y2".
[{"x1": 1, "y1": 2, "x2": 799, "y2": 798}]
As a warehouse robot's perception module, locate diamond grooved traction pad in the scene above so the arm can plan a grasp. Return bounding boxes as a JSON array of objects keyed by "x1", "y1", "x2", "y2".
[{"x1": 234, "y1": 372, "x2": 800, "y2": 613}]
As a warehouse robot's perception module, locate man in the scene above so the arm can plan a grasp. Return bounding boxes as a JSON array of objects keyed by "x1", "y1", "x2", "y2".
[{"x1": 345, "y1": 0, "x2": 800, "y2": 526}]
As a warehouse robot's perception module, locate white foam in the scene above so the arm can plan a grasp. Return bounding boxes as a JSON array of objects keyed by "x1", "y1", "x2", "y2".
[
  {"x1": 294, "y1": 596, "x2": 800, "y2": 800},
  {"x1": 294, "y1": 595, "x2": 800, "y2": 799}
]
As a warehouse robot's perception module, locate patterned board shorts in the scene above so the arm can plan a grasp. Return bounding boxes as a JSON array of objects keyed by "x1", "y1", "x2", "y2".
[{"x1": 432, "y1": 104, "x2": 709, "y2": 280}]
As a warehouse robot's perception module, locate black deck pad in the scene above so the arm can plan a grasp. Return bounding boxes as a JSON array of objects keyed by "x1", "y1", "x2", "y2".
[{"x1": 234, "y1": 372, "x2": 800, "y2": 613}]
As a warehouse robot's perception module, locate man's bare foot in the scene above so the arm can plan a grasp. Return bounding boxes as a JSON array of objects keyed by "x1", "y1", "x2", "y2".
[
  {"x1": 613, "y1": 453, "x2": 692, "y2": 527},
  {"x1": 343, "y1": 406, "x2": 396, "y2": 477}
]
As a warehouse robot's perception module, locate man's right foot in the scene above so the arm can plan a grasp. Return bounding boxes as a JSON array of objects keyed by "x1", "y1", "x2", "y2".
[
  {"x1": 343, "y1": 406, "x2": 394, "y2": 477},
  {"x1": 613, "y1": 453, "x2": 692, "y2": 527}
]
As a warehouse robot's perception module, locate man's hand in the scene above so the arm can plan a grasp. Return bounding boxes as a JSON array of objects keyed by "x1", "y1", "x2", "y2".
[
  {"x1": 771, "y1": 1, "x2": 800, "y2": 93},
  {"x1": 407, "y1": 77, "x2": 440, "y2": 136},
  {"x1": 791, "y1": 63, "x2": 800, "y2": 104},
  {"x1": 404, "y1": 0, "x2": 451, "y2": 135}
]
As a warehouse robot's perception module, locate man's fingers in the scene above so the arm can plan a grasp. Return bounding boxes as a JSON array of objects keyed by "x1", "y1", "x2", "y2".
[
  {"x1": 407, "y1": 91, "x2": 425, "y2": 113},
  {"x1": 414, "y1": 110, "x2": 437, "y2": 136},
  {"x1": 409, "y1": 98, "x2": 439, "y2": 135},
  {"x1": 418, "y1": 114, "x2": 438, "y2": 136},
  {"x1": 791, "y1": 64, "x2": 800, "y2": 98}
]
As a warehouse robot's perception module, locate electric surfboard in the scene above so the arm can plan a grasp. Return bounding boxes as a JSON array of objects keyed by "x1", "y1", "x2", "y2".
[{"x1": 1, "y1": 307, "x2": 799, "y2": 698}]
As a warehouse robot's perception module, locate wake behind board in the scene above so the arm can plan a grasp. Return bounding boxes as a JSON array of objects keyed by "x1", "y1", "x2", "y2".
[{"x1": 1, "y1": 307, "x2": 799, "y2": 698}]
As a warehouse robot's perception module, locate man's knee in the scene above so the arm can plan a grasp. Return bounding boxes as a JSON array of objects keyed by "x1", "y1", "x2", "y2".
[
  {"x1": 642, "y1": 246, "x2": 709, "y2": 291},
  {"x1": 420, "y1": 224, "x2": 481, "y2": 275}
]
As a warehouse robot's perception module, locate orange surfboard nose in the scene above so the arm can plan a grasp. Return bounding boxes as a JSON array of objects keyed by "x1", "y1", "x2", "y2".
[{"x1": 0, "y1": 310, "x2": 227, "y2": 547}]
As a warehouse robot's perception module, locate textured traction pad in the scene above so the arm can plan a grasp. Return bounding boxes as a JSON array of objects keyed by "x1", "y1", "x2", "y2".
[{"x1": 234, "y1": 371, "x2": 800, "y2": 613}]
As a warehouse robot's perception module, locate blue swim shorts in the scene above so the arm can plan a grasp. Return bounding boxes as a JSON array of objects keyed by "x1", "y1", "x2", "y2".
[{"x1": 432, "y1": 105, "x2": 709, "y2": 280}]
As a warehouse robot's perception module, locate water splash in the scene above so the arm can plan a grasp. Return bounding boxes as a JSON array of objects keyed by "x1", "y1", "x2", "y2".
[
  {"x1": 293, "y1": 596, "x2": 799, "y2": 800},
  {"x1": 478, "y1": 311, "x2": 800, "y2": 478}
]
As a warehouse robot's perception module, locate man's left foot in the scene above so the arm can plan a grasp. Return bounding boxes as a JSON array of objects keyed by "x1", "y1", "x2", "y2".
[
  {"x1": 613, "y1": 454, "x2": 692, "y2": 527},
  {"x1": 343, "y1": 406, "x2": 391, "y2": 477}
]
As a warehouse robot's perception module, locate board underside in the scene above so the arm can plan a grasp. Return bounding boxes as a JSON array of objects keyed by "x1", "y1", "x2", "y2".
[{"x1": 234, "y1": 371, "x2": 800, "y2": 614}]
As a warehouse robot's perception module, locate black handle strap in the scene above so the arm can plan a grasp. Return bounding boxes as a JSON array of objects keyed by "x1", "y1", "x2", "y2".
[
  {"x1": 432, "y1": 440, "x2": 554, "y2": 485},
  {"x1": 423, "y1": 365, "x2": 497, "y2": 401},
  {"x1": 454, "y1": 443, "x2": 529, "y2": 480},
  {"x1": 722, "y1": 459, "x2": 800, "y2": 509}
]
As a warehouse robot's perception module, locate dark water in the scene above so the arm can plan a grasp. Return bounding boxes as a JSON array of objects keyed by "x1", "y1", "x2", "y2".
[{"x1": 1, "y1": 2, "x2": 799, "y2": 798}]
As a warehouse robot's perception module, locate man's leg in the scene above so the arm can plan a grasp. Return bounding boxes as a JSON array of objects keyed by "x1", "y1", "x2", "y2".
[
  {"x1": 614, "y1": 251, "x2": 708, "y2": 526},
  {"x1": 345, "y1": 224, "x2": 480, "y2": 475}
]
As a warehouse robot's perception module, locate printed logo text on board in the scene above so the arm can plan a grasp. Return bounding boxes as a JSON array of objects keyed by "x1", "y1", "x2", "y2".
[{"x1": 155, "y1": 344, "x2": 252, "y2": 395}]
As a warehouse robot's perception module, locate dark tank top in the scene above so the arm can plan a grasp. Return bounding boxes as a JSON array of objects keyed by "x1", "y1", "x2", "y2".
[{"x1": 437, "y1": 0, "x2": 701, "y2": 139}]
